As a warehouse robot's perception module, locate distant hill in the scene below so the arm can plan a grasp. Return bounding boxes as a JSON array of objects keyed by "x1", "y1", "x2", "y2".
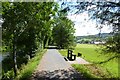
[
  {"x1": 76, "y1": 33, "x2": 113, "y2": 43},
  {"x1": 95, "y1": 33, "x2": 113, "y2": 38}
]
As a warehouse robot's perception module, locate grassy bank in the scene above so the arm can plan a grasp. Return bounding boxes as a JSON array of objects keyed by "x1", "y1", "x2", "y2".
[
  {"x1": 15, "y1": 49, "x2": 47, "y2": 80},
  {"x1": 72, "y1": 64, "x2": 111, "y2": 79},
  {"x1": 59, "y1": 44, "x2": 119, "y2": 79}
]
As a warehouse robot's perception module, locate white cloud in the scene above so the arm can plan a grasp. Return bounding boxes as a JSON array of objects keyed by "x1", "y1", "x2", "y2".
[
  {"x1": 67, "y1": 12, "x2": 112, "y2": 36},
  {"x1": 67, "y1": 12, "x2": 89, "y2": 23}
]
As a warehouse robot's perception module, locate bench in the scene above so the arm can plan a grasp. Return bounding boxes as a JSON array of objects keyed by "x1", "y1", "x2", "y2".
[{"x1": 67, "y1": 49, "x2": 76, "y2": 61}]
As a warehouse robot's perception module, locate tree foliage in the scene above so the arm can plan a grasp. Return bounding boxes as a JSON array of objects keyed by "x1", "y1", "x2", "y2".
[
  {"x1": 61, "y1": 1, "x2": 120, "y2": 53},
  {"x1": 52, "y1": 16, "x2": 75, "y2": 49},
  {"x1": 2, "y1": 2, "x2": 58, "y2": 78},
  {"x1": 2, "y1": 2, "x2": 76, "y2": 79},
  {"x1": 90, "y1": 1, "x2": 120, "y2": 53}
]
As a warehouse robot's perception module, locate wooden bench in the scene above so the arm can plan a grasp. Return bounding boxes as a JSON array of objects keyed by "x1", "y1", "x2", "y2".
[{"x1": 67, "y1": 49, "x2": 76, "y2": 61}]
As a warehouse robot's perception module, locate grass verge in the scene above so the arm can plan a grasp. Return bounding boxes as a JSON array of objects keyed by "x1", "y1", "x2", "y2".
[
  {"x1": 72, "y1": 64, "x2": 98, "y2": 79},
  {"x1": 58, "y1": 44, "x2": 119, "y2": 78},
  {"x1": 72, "y1": 64, "x2": 119, "y2": 79},
  {"x1": 15, "y1": 49, "x2": 47, "y2": 80}
]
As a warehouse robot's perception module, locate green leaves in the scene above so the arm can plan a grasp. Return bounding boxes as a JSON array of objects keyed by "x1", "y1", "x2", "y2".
[
  {"x1": 52, "y1": 13, "x2": 75, "y2": 49},
  {"x1": 2, "y1": 2, "x2": 59, "y2": 78}
]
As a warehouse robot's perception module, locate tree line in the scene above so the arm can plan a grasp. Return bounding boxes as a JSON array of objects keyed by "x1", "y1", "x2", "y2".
[{"x1": 2, "y1": 2, "x2": 75, "y2": 79}]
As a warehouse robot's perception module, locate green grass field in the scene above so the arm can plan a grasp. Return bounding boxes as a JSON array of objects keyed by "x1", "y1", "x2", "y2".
[{"x1": 59, "y1": 44, "x2": 119, "y2": 79}]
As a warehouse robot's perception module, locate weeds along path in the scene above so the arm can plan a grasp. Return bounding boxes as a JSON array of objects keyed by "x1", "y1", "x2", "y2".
[{"x1": 30, "y1": 48, "x2": 85, "y2": 80}]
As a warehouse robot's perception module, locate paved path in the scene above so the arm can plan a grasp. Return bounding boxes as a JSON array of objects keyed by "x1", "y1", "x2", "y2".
[
  {"x1": 36, "y1": 49, "x2": 72, "y2": 71},
  {"x1": 68, "y1": 57, "x2": 90, "y2": 64},
  {"x1": 30, "y1": 49, "x2": 85, "y2": 80}
]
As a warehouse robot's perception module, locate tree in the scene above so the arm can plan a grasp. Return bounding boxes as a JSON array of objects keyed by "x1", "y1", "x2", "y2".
[
  {"x1": 52, "y1": 15, "x2": 75, "y2": 49},
  {"x1": 60, "y1": 1, "x2": 120, "y2": 53},
  {"x1": 2, "y1": 2, "x2": 58, "y2": 78},
  {"x1": 90, "y1": 2, "x2": 120, "y2": 54}
]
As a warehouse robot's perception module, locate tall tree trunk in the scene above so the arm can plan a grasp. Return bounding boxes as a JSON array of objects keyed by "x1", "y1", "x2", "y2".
[
  {"x1": 13, "y1": 30, "x2": 18, "y2": 76},
  {"x1": 43, "y1": 35, "x2": 46, "y2": 49},
  {"x1": 46, "y1": 38, "x2": 49, "y2": 47},
  {"x1": 43, "y1": 35, "x2": 49, "y2": 48},
  {"x1": 29, "y1": 48, "x2": 32, "y2": 58},
  {"x1": 43, "y1": 36, "x2": 46, "y2": 48},
  {"x1": 13, "y1": 39, "x2": 17, "y2": 76}
]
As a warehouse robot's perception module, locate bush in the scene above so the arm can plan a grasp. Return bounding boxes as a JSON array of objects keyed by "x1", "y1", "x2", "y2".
[{"x1": 2, "y1": 70, "x2": 14, "y2": 80}]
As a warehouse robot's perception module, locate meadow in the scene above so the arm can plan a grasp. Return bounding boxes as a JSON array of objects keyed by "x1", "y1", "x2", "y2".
[{"x1": 59, "y1": 44, "x2": 119, "y2": 79}]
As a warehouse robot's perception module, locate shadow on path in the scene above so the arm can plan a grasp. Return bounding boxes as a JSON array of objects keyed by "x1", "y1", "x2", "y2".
[{"x1": 30, "y1": 68, "x2": 86, "y2": 80}]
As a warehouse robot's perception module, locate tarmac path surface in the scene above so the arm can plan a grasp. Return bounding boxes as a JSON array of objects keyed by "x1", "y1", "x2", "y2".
[{"x1": 30, "y1": 48, "x2": 85, "y2": 80}]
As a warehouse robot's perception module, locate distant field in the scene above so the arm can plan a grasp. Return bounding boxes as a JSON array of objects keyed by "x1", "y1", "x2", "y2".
[{"x1": 59, "y1": 44, "x2": 118, "y2": 78}]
